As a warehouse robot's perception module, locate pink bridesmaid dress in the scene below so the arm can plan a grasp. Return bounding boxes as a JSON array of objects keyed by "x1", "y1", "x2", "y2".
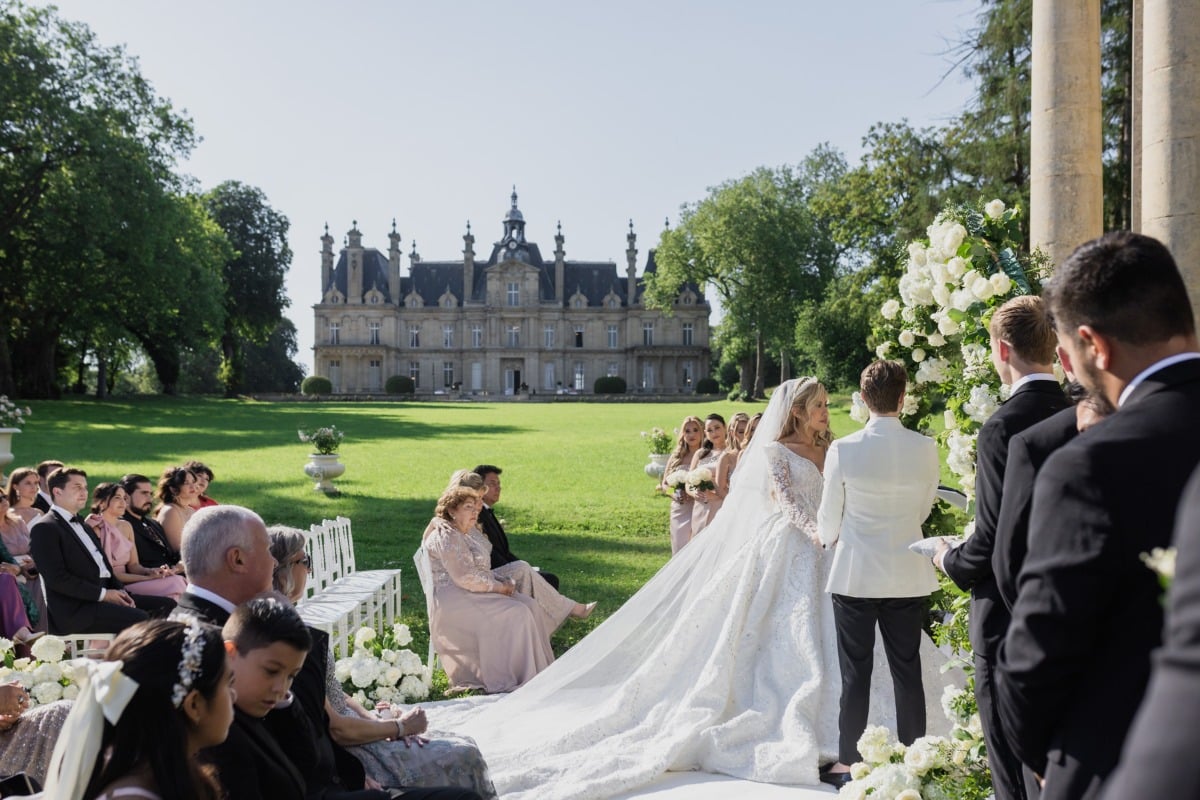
[{"x1": 91, "y1": 515, "x2": 186, "y2": 599}]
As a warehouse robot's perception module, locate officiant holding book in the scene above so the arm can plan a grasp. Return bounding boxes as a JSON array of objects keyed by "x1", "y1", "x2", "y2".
[{"x1": 816, "y1": 360, "x2": 940, "y2": 786}]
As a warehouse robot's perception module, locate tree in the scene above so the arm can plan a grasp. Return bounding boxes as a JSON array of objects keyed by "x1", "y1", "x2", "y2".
[
  {"x1": 647, "y1": 166, "x2": 835, "y2": 397},
  {"x1": 242, "y1": 319, "x2": 306, "y2": 394},
  {"x1": 204, "y1": 181, "x2": 292, "y2": 397}
]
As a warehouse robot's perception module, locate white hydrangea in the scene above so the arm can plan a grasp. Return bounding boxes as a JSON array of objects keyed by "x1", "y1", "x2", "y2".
[
  {"x1": 0, "y1": 639, "x2": 11, "y2": 656},
  {"x1": 915, "y1": 357, "x2": 950, "y2": 386},
  {"x1": 31, "y1": 662, "x2": 62, "y2": 685},
  {"x1": 985, "y1": 198, "x2": 1006, "y2": 219},
  {"x1": 935, "y1": 313, "x2": 961, "y2": 336},
  {"x1": 900, "y1": 306, "x2": 917, "y2": 323},
  {"x1": 349, "y1": 657, "x2": 380, "y2": 689},
  {"x1": 30, "y1": 635, "x2": 66, "y2": 663},
  {"x1": 351, "y1": 690, "x2": 369, "y2": 708},
  {"x1": 928, "y1": 260, "x2": 950, "y2": 286},
  {"x1": 61, "y1": 683, "x2": 80, "y2": 701},
  {"x1": 904, "y1": 735, "x2": 945, "y2": 775},
  {"x1": 963, "y1": 384, "x2": 1000, "y2": 423},
  {"x1": 875, "y1": 341, "x2": 893, "y2": 359},
  {"x1": 990, "y1": 271, "x2": 1013, "y2": 295},
  {"x1": 850, "y1": 393, "x2": 870, "y2": 424},
  {"x1": 863, "y1": 763, "x2": 922, "y2": 798},
  {"x1": 32, "y1": 681, "x2": 62, "y2": 704},
  {"x1": 334, "y1": 657, "x2": 354, "y2": 684},
  {"x1": 940, "y1": 222, "x2": 967, "y2": 257},
  {"x1": 907, "y1": 242, "x2": 929, "y2": 267},
  {"x1": 950, "y1": 288, "x2": 976, "y2": 312},
  {"x1": 926, "y1": 332, "x2": 946, "y2": 348},
  {"x1": 353, "y1": 626, "x2": 377, "y2": 650},
  {"x1": 946, "y1": 256, "x2": 968, "y2": 280},
  {"x1": 961, "y1": 343, "x2": 990, "y2": 368},
  {"x1": 396, "y1": 649, "x2": 424, "y2": 675},
  {"x1": 881, "y1": 299, "x2": 901, "y2": 320},
  {"x1": 857, "y1": 724, "x2": 898, "y2": 765},
  {"x1": 911, "y1": 348, "x2": 926, "y2": 363},
  {"x1": 898, "y1": 330, "x2": 916, "y2": 347},
  {"x1": 946, "y1": 431, "x2": 977, "y2": 477},
  {"x1": 399, "y1": 674, "x2": 429, "y2": 701},
  {"x1": 391, "y1": 624, "x2": 413, "y2": 647},
  {"x1": 970, "y1": 274, "x2": 996, "y2": 302},
  {"x1": 383, "y1": 666, "x2": 404, "y2": 686},
  {"x1": 380, "y1": 648, "x2": 398, "y2": 664},
  {"x1": 931, "y1": 283, "x2": 951, "y2": 308},
  {"x1": 902, "y1": 393, "x2": 920, "y2": 416},
  {"x1": 898, "y1": 272, "x2": 935, "y2": 308}
]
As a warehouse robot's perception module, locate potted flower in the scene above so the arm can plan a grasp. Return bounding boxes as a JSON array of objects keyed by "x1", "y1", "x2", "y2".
[
  {"x1": 0, "y1": 396, "x2": 31, "y2": 474},
  {"x1": 641, "y1": 427, "x2": 674, "y2": 479},
  {"x1": 299, "y1": 425, "x2": 346, "y2": 492}
]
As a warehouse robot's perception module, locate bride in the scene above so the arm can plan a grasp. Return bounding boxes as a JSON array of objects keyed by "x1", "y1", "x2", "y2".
[{"x1": 435, "y1": 378, "x2": 953, "y2": 799}]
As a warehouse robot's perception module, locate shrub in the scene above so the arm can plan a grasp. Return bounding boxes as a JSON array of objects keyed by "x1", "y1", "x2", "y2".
[
  {"x1": 726, "y1": 387, "x2": 745, "y2": 402},
  {"x1": 695, "y1": 377, "x2": 720, "y2": 395},
  {"x1": 301, "y1": 376, "x2": 332, "y2": 396},
  {"x1": 593, "y1": 376, "x2": 627, "y2": 395},
  {"x1": 385, "y1": 375, "x2": 416, "y2": 395}
]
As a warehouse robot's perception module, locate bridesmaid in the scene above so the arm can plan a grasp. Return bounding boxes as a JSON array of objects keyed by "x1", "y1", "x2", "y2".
[
  {"x1": 735, "y1": 412, "x2": 763, "y2": 469},
  {"x1": 726, "y1": 413, "x2": 750, "y2": 459},
  {"x1": 89, "y1": 483, "x2": 186, "y2": 600},
  {"x1": 156, "y1": 466, "x2": 199, "y2": 553},
  {"x1": 661, "y1": 416, "x2": 703, "y2": 554},
  {"x1": 687, "y1": 414, "x2": 735, "y2": 537},
  {"x1": 4, "y1": 468, "x2": 42, "y2": 526}
]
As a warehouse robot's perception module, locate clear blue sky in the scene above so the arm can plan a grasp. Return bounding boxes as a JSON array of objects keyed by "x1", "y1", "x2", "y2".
[{"x1": 38, "y1": 0, "x2": 981, "y2": 371}]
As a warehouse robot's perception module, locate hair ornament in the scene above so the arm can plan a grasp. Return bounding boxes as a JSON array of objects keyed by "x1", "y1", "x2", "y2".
[{"x1": 170, "y1": 616, "x2": 207, "y2": 708}]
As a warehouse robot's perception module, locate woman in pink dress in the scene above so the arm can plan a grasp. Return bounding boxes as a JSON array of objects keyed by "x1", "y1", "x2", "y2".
[
  {"x1": 687, "y1": 414, "x2": 736, "y2": 536},
  {"x1": 4, "y1": 467, "x2": 42, "y2": 526},
  {"x1": 87, "y1": 483, "x2": 186, "y2": 600},
  {"x1": 155, "y1": 466, "x2": 199, "y2": 553},
  {"x1": 660, "y1": 416, "x2": 703, "y2": 554},
  {"x1": 423, "y1": 485, "x2": 553, "y2": 693}
]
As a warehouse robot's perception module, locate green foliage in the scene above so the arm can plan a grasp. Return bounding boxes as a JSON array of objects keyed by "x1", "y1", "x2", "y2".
[
  {"x1": 593, "y1": 376, "x2": 627, "y2": 395},
  {"x1": 301, "y1": 376, "x2": 333, "y2": 396},
  {"x1": 793, "y1": 270, "x2": 878, "y2": 390},
  {"x1": 384, "y1": 375, "x2": 415, "y2": 395},
  {"x1": 694, "y1": 377, "x2": 720, "y2": 395},
  {"x1": 243, "y1": 319, "x2": 306, "y2": 394}
]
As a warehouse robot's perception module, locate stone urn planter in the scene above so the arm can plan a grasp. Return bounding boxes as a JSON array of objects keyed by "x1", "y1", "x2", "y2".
[
  {"x1": 644, "y1": 453, "x2": 670, "y2": 479},
  {"x1": 304, "y1": 453, "x2": 345, "y2": 492},
  {"x1": 0, "y1": 428, "x2": 19, "y2": 473}
]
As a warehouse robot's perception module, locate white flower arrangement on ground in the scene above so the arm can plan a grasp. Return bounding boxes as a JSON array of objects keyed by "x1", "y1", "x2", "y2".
[
  {"x1": 641, "y1": 427, "x2": 673, "y2": 455},
  {"x1": 0, "y1": 396, "x2": 31, "y2": 429},
  {"x1": 0, "y1": 635, "x2": 88, "y2": 706},
  {"x1": 334, "y1": 623, "x2": 430, "y2": 709},
  {"x1": 838, "y1": 684, "x2": 992, "y2": 800},
  {"x1": 685, "y1": 467, "x2": 715, "y2": 493},
  {"x1": 299, "y1": 425, "x2": 344, "y2": 455}
]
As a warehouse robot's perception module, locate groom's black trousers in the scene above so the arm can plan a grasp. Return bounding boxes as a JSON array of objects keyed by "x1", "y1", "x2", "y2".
[{"x1": 832, "y1": 594, "x2": 927, "y2": 764}]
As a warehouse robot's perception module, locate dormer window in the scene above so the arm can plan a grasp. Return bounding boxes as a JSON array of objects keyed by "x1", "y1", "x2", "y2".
[{"x1": 507, "y1": 282, "x2": 520, "y2": 307}]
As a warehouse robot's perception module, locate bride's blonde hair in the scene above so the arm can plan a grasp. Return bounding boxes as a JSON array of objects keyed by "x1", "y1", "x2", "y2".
[{"x1": 776, "y1": 378, "x2": 833, "y2": 449}]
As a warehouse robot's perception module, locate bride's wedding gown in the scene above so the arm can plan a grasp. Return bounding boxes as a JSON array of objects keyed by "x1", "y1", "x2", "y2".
[{"x1": 433, "y1": 382, "x2": 956, "y2": 800}]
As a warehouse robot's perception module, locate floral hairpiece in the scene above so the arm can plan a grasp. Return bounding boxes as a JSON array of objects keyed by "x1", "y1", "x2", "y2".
[{"x1": 170, "y1": 617, "x2": 207, "y2": 708}]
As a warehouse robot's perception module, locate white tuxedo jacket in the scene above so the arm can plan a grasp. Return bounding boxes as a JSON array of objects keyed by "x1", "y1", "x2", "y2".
[{"x1": 817, "y1": 415, "x2": 940, "y2": 598}]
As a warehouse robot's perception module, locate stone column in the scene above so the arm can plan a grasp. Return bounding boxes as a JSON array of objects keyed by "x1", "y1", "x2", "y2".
[
  {"x1": 1131, "y1": 0, "x2": 1144, "y2": 231},
  {"x1": 1142, "y1": 0, "x2": 1200, "y2": 309},
  {"x1": 1030, "y1": 0, "x2": 1103, "y2": 268}
]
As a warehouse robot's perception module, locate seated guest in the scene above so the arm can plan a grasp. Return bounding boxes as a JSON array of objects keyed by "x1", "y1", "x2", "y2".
[
  {"x1": 269, "y1": 526, "x2": 496, "y2": 799},
  {"x1": 87, "y1": 483, "x2": 186, "y2": 601},
  {"x1": 423, "y1": 485, "x2": 553, "y2": 693},
  {"x1": 471, "y1": 465, "x2": 559, "y2": 589},
  {"x1": 29, "y1": 467, "x2": 164, "y2": 635},
  {"x1": 174, "y1": 505, "x2": 276, "y2": 626},
  {"x1": 156, "y1": 466, "x2": 201, "y2": 554},
  {"x1": 185, "y1": 460, "x2": 220, "y2": 509},
  {"x1": 0, "y1": 569, "x2": 41, "y2": 648},
  {"x1": 0, "y1": 491, "x2": 41, "y2": 627},
  {"x1": 119, "y1": 473, "x2": 183, "y2": 574},
  {"x1": 0, "y1": 695, "x2": 72, "y2": 789},
  {"x1": 33, "y1": 461, "x2": 62, "y2": 513},
  {"x1": 448, "y1": 470, "x2": 593, "y2": 629},
  {"x1": 5, "y1": 467, "x2": 43, "y2": 525},
  {"x1": 43, "y1": 617, "x2": 233, "y2": 800}
]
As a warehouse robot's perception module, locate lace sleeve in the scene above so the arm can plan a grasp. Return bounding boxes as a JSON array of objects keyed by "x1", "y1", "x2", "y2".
[
  {"x1": 427, "y1": 522, "x2": 501, "y2": 593},
  {"x1": 766, "y1": 444, "x2": 819, "y2": 541}
]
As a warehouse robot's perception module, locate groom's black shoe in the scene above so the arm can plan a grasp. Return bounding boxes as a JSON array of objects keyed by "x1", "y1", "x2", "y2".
[{"x1": 818, "y1": 770, "x2": 853, "y2": 788}]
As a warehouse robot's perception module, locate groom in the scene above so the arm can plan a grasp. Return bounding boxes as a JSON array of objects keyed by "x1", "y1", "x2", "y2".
[{"x1": 817, "y1": 360, "x2": 941, "y2": 785}]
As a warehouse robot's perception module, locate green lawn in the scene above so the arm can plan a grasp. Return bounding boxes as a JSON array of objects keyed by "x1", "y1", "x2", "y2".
[{"x1": 10, "y1": 393, "x2": 874, "y2": 680}]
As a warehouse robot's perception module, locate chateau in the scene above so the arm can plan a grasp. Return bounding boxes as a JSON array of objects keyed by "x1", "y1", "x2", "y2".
[{"x1": 312, "y1": 191, "x2": 711, "y2": 396}]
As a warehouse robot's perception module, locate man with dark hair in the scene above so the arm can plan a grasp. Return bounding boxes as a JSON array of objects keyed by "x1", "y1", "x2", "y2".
[
  {"x1": 934, "y1": 295, "x2": 1069, "y2": 800},
  {"x1": 32, "y1": 460, "x2": 62, "y2": 512},
  {"x1": 472, "y1": 464, "x2": 559, "y2": 590},
  {"x1": 119, "y1": 473, "x2": 182, "y2": 573},
  {"x1": 816, "y1": 360, "x2": 941, "y2": 785},
  {"x1": 29, "y1": 466, "x2": 151, "y2": 634},
  {"x1": 997, "y1": 232, "x2": 1200, "y2": 800}
]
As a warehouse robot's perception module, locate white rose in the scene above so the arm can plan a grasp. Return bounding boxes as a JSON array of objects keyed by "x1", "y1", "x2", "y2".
[
  {"x1": 990, "y1": 271, "x2": 1013, "y2": 295},
  {"x1": 970, "y1": 275, "x2": 995, "y2": 302},
  {"x1": 880, "y1": 299, "x2": 901, "y2": 320},
  {"x1": 896, "y1": 790, "x2": 923, "y2": 800},
  {"x1": 875, "y1": 341, "x2": 892, "y2": 359},
  {"x1": 392, "y1": 624, "x2": 413, "y2": 647},
  {"x1": 927, "y1": 332, "x2": 945, "y2": 347},
  {"x1": 932, "y1": 283, "x2": 951, "y2": 308},
  {"x1": 900, "y1": 306, "x2": 917, "y2": 322},
  {"x1": 399, "y1": 674, "x2": 430, "y2": 701},
  {"x1": 850, "y1": 762, "x2": 872, "y2": 781},
  {"x1": 985, "y1": 198, "x2": 1006, "y2": 219},
  {"x1": 904, "y1": 736, "x2": 945, "y2": 775},
  {"x1": 943, "y1": 409, "x2": 957, "y2": 431},
  {"x1": 0, "y1": 639, "x2": 12, "y2": 656},
  {"x1": 942, "y1": 222, "x2": 968, "y2": 255},
  {"x1": 898, "y1": 330, "x2": 916, "y2": 347},
  {"x1": 951, "y1": 288, "x2": 975, "y2": 312},
  {"x1": 928, "y1": 260, "x2": 949, "y2": 285},
  {"x1": 353, "y1": 627, "x2": 377, "y2": 651},
  {"x1": 936, "y1": 315, "x2": 961, "y2": 336},
  {"x1": 907, "y1": 242, "x2": 928, "y2": 267},
  {"x1": 945, "y1": 256, "x2": 968, "y2": 280},
  {"x1": 856, "y1": 725, "x2": 896, "y2": 765},
  {"x1": 911, "y1": 348, "x2": 926, "y2": 363}
]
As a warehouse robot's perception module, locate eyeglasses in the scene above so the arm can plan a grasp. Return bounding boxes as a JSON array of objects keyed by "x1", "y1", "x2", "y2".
[{"x1": 275, "y1": 554, "x2": 312, "y2": 572}]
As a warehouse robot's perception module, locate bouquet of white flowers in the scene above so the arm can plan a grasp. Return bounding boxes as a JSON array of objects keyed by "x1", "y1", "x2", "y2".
[
  {"x1": 686, "y1": 467, "x2": 715, "y2": 493},
  {"x1": 0, "y1": 396, "x2": 31, "y2": 429},
  {"x1": 333, "y1": 623, "x2": 430, "y2": 709},
  {"x1": 0, "y1": 635, "x2": 88, "y2": 706},
  {"x1": 663, "y1": 469, "x2": 690, "y2": 493},
  {"x1": 299, "y1": 425, "x2": 344, "y2": 455}
]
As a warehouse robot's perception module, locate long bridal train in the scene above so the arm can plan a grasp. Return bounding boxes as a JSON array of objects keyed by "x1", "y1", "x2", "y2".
[{"x1": 431, "y1": 379, "x2": 961, "y2": 800}]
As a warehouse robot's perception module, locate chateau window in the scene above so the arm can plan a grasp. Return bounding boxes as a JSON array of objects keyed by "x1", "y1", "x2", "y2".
[
  {"x1": 328, "y1": 322, "x2": 340, "y2": 345},
  {"x1": 408, "y1": 326, "x2": 420, "y2": 348},
  {"x1": 607, "y1": 362, "x2": 619, "y2": 377},
  {"x1": 642, "y1": 363, "x2": 655, "y2": 389},
  {"x1": 543, "y1": 362, "x2": 556, "y2": 390},
  {"x1": 607, "y1": 324, "x2": 618, "y2": 348},
  {"x1": 574, "y1": 326, "x2": 584, "y2": 348},
  {"x1": 443, "y1": 361, "x2": 454, "y2": 387},
  {"x1": 642, "y1": 322, "x2": 654, "y2": 346},
  {"x1": 408, "y1": 297, "x2": 421, "y2": 309},
  {"x1": 608, "y1": 297, "x2": 619, "y2": 309},
  {"x1": 371, "y1": 294, "x2": 380, "y2": 304},
  {"x1": 368, "y1": 321, "x2": 381, "y2": 346},
  {"x1": 443, "y1": 296, "x2": 455, "y2": 309},
  {"x1": 682, "y1": 323, "x2": 694, "y2": 346},
  {"x1": 507, "y1": 282, "x2": 520, "y2": 307},
  {"x1": 368, "y1": 359, "x2": 382, "y2": 391},
  {"x1": 443, "y1": 324, "x2": 454, "y2": 348},
  {"x1": 573, "y1": 362, "x2": 585, "y2": 391},
  {"x1": 408, "y1": 361, "x2": 420, "y2": 388},
  {"x1": 683, "y1": 294, "x2": 693, "y2": 305},
  {"x1": 573, "y1": 297, "x2": 585, "y2": 309},
  {"x1": 682, "y1": 361, "x2": 694, "y2": 387},
  {"x1": 471, "y1": 325, "x2": 483, "y2": 348},
  {"x1": 507, "y1": 325, "x2": 520, "y2": 348},
  {"x1": 544, "y1": 325, "x2": 555, "y2": 348},
  {"x1": 328, "y1": 360, "x2": 341, "y2": 393}
]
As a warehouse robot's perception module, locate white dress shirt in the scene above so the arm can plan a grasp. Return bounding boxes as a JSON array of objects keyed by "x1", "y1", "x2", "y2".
[
  {"x1": 183, "y1": 584, "x2": 236, "y2": 616},
  {"x1": 51, "y1": 502, "x2": 111, "y2": 600}
]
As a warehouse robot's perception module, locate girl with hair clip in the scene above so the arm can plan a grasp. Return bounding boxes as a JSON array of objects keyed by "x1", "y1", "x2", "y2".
[
  {"x1": 44, "y1": 617, "x2": 234, "y2": 800},
  {"x1": 660, "y1": 416, "x2": 703, "y2": 554}
]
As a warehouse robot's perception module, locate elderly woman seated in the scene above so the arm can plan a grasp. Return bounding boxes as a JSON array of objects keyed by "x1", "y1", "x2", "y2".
[{"x1": 423, "y1": 485, "x2": 553, "y2": 693}]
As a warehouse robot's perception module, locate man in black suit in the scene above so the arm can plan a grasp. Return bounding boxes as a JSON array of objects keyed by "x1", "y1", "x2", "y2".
[
  {"x1": 173, "y1": 505, "x2": 276, "y2": 626},
  {"x1": 119, "y1": 472, "x2": 183, "y2": 573},
  {"x1": 996, "y1": 231, "x2": 1200, "y2": 800},
  {"x1": 28, "y1": 466, "x2": 151, "y2": 634},
  {"x1": 31, "y1": 460, "x2": 62, "y2": 513},
  {"x1": 472, "y1": 465, "x2": 559, "y2": 590},
  {"x1": 1099, "y1": 464, "x2": 1200, "y2": 799},
  {"x1": 935, "y1": 295, "x2": 1068, "y2": 800}
]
